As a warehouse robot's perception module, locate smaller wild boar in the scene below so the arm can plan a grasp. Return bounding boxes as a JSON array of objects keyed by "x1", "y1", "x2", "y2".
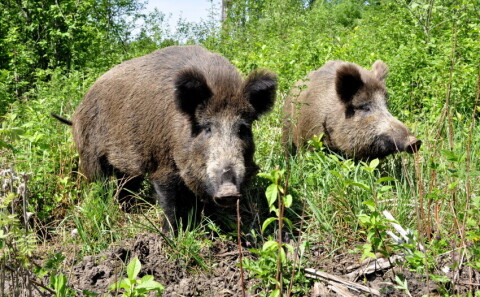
[
  {"x1": 283, "y1": 60, "x2": 421, "y2": 159},
  {"x1": 54, "y1": 45, "x2": 277, "y2": 229}
]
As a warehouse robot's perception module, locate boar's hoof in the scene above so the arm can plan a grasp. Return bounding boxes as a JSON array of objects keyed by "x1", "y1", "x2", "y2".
[
  {"x1": 405, "y1": 137, "x2": 422, "y2": 154},
  {"x1": 213, "y1": 182, "x2": 241, "y2": 207}
]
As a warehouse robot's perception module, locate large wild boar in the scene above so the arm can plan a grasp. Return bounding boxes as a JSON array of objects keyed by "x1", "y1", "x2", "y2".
[
  {"x1": 54, "y1": 45, "x2": 277, "y2": 227},
  {"x1": 283, "y1": 60, "x2": 421, "y2": 159}
]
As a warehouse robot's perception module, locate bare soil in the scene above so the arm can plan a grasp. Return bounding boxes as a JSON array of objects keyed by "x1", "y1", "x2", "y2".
[{"x1": 61, "y1": 233, "x2": 478, "y2": 296}]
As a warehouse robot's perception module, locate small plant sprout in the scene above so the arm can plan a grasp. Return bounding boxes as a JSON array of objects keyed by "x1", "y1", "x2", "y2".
[{"x1": 109, "y1": 257, "x2": 164, "y2": 297}]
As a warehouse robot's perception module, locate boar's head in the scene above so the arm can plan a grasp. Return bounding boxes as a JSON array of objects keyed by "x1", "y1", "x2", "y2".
[
  {"x1": 330, "y1": 61, "x2": 421, "y2": 160},
  {"x1": 173, "y1": 67, "x2": 277, "y2": 206}
]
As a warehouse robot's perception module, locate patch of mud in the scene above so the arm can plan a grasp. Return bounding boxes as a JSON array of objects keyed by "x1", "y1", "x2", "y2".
[
  {"x1": 306, "y1": 242, "x2": 479, "y2": 296},
  {"x1": 67, "y1": 233, "x2": 259, "y2": 296},
  {"x1": 61, "y1": 234, "x2": 479, "y2": 296}
]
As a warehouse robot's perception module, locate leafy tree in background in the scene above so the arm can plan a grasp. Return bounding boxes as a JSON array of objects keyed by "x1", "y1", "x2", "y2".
[{"x1": 0, "y1": 0, "x2": 145, "y2": 115}]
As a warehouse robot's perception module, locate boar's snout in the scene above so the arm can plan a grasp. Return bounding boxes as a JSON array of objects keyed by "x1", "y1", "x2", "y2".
[
  {"x1": 404, "y1": 136, "x2": 422, "y2": 154},
  {"x1": 214, "y1": 182, "x2": 241, "y2": 207},
  {"x1": 212, "y1": 165, "x2": 242, "y2": 207}
]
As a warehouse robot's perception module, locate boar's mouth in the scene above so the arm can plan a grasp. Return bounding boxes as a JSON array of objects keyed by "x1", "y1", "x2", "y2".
[
  {"x1": 213, "y1": 182, "x2": 242, "y2": 208},
  {"x1": 368, "y1": 134, "x2": 422, "y2": 159},
  {"x1": 404, "y1": 138, "x2": 422, "y2": 154}
]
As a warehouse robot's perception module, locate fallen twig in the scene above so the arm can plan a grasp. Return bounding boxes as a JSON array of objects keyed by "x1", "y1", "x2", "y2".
[
  {"x1": 346, "y1": 255, "x2": 404, "y2": 281},
  {"x1": 237, "y1": 199, "x2": 246, "y2": 297},
  {"x1": 305, "y1": 268, "x2": 380, "y2": 296}
]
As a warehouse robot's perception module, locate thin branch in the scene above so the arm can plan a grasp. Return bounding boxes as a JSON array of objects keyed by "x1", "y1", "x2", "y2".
[{"x1": 237, "y1": 199, "x2": 246, "y2": 297}]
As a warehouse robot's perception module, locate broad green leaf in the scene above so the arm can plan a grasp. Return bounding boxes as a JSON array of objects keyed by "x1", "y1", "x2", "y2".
[
  {"x1": 283, "y1": 194, "x2": 292, "y2": 208},
  {"x1": 279, "y1": 247, "x2": 287, "y2": 263},
  {"x1": 284, "y1": 243, "x2": 294, "y2": 254},
  {"x1": 262, "y1": 217, "x2": 277, "y2": 233},
  {"x1": 376, "y1": 177, "x2": 396, "y2": 183},
  {"x1": 379, "y1": 185, "x2": 393, "y2": 193},
  {"x1": 282, "y1": 217, "x2": 293, "y2": 230},
  {"x1": 349, "y1": 182, "x2": 370, "y2": 191},
  {"x1": 137, "y1": 278, "x2": 164, "y2": 291},
  {"x1": 262, "y1": 240, "x2": 278, "y2": 251},
  {"x1": 269, "y1": 289, "x2": 280, "y2": 297},
  {"x1": 139, "y1": 275, "x2": 154, "y2": 282},
  {"x1": 362, "y1": 199, "x2": 376, "y2": 211},
  {"x1": 265, "y1": 184, "x2": 278, "y2": 207},
  {"x1": 441, "y1": 150, "x2": 460, "y2": 162},
  {"x1": 369, "y1": 158, "x2": 380, "y2": 169},
  {"x1": 258, "y1": 172, "x2": 274, "y2": 183},
  {"x1": 127, "y1": 257, "x2": 141, "y2": 281}
]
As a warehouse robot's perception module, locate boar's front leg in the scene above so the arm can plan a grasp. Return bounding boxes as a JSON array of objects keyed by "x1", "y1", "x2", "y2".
[{"x1": 151, "y1": 180, "x2": 178, "y2": 232}]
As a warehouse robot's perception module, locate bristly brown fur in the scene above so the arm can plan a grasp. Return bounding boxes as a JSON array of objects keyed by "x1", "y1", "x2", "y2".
[
  {"x1": 68, "y1": 45, "x2": 277, "y2": 228},
  {"x1": 283, "y1": 60, "x2": 420, "y2": 160}
]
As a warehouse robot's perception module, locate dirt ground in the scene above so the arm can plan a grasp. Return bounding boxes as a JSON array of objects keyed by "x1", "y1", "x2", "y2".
[{"x1": 61, "y1": 233, "x2": 478, "y2": 297}]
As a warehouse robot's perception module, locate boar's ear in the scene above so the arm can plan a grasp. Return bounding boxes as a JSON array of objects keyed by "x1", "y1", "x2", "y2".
[
  {"x1": 372, "y1": 60, "x2": 389, "y2": 83},
  {"x1": 244, "y1": 69, "x2": 277, "y2": 117},
  {"x1": 335, "y1": 64, "x2": 363, "y2": 104},
  {"x1": 174, "y1": 67, "x2": 213, "y2": 116}
]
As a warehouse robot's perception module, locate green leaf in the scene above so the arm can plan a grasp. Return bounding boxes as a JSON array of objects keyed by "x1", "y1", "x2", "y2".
[
  {"x1": 349, "y1": 182, "x2": 370, "y2": 191},
  {"x1": 362, "y1": 199, "x2": 376, "y2": 212},
  {"x1": 258, "y1": 172, "x2": 274, "y2": 183},
  {"x1": 283, "y1": 194, "x2": 292, "y2": 208},
  {"x1": 110, "y1": 278, "x2": 132, "y2": 291},
  {"x1": 261, "y1": 217, "x2": 277, "y2": 233},
  {"x1": 269, "y1": 289, "x2": 281, "y2": 297},
  {"x1": 265, "y1": 184, "x2": 278, "y2": 208},
  {"x1": 127, "y1": 257, "x2": 141, "y2": 281},
  {"x1": 369, "y1": 158, "x2": 380, "y2": 169},
  {"x1": 376, "y1": 177, "x2": 396, "y2": 183},
  {"x1": 284, "y1": 243, "x2": 294, "y2": 254},
  {"x1": 262, "y1": 240, "x2": 279, "y2": 252},
  {"x1": 137, "y1": 277, "x2": 164, "y2": 291},
  {"x1": 139, "y1": 275, "x2": 154, "y2": 282},
  {"x1": 282, "y1": 217, "x2": 293, "y2": 230},
  {"x1": 441, "y1": 150, "x2": 460, "y2": 162}
]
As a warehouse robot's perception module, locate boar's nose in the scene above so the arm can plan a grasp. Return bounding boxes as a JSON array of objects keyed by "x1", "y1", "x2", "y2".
[
  {"x1": 404, "y1": 136, "x2": 422, "y2": 154},
  {"x1": 221, "y1": 165, "x2": 236, "y2": 185},
  {"x1": 213, "y1": 165, "x2": 241, "y2": 207}
]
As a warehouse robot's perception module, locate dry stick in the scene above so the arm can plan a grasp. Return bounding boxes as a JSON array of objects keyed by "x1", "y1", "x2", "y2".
[
  {"x1": 236, "y1": 199, "x2": 246, "y2": 297},
  {"x1": 460, "y1": 68, "x2": 480, "y2": 293}
]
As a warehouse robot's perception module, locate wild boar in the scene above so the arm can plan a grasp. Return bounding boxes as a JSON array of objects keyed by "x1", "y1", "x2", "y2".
[
  {"x1": 283, "y1": 60, "x2": 421, "y2": 159},
  {"x1": 54, "y1": 45, "x2": 277, "y2": 228}
]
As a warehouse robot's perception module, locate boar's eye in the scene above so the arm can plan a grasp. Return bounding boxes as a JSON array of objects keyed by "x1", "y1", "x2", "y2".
[
  {"x1": 355, "y1": 104, "x2": 371, "y2": 112},
  {"x1": 237, "y1": 122, "x2": 251, "y2": 139},
  {"x1": 200, "y1": 123, "x2": 212, "y2": 136}
]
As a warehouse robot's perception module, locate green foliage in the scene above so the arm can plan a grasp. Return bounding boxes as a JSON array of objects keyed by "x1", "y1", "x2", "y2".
[
  {"x1": 244, "y1": 169, "x2": 310, "y2": 296},
  {"x1": 0, "y1": 170, "x2": 36, "y2": 266},
  {"x1": 72, "y1": 180, "x2": 127, "y2": 255},
  {"x1": 168, "y1": 219, "x2": 210, "y2": 269},
  {"x1": 50, "y1": 273, "x2": 75, "y2": 297},
  {"x1": 109, "y1": 257, "x2": 164, "y2": 297},
  {"x1": 0, "y1": 0, "x2": 147, "y2": 111}
]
